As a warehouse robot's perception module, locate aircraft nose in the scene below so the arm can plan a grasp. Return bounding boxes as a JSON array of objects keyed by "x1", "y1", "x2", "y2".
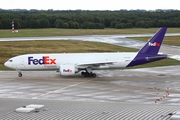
[
  {"x1": 4, "y1": 61, "x2": 8, "y2": 67},
  {"x1": 4, "y1": 61, "x2": 11, "y2": 68}
]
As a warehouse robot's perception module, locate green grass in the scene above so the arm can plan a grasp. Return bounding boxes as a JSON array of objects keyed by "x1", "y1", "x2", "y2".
[
  {"x1": 1, "y1": 40, "x2": 180, "y2": 70},
  {"x1": 0, "y1": 28, "x2": 180, "y2": 38},
  {"x1": 0, "y1": 40, "x2": 136, "y2": 70}
]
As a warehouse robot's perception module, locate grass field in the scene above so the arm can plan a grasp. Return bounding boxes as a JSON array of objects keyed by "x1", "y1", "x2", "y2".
[
  {"x1": 0, "y1": 40, "x2": 137, "y2": 70},
  {"x1": 1, "y1": 40, "x2": 180, "y2": 70},
  {"x1": 0, "y1": 28, "x2": 180, "y2": 37}
]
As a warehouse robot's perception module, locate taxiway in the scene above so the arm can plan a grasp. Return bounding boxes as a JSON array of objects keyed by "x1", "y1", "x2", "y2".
[
  {"x1": 0, "y1": 65, "x2": 180, "y2": 119},
  {"x1": 1, "y1": 34, "x2": 180, "y2": 119}
]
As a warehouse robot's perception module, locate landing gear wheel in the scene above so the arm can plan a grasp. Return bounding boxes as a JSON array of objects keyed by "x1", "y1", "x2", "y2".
[
  {"x1": 92, "y1": 73, "x2": 96, "y2": 77},
  {"x1": 81, "y1": 72, "x2": 85, "y2": 76},
  {"x1": 18, "y1": 73, "x2": 22, "y2": 77},
  {"x1": 84, "y1": 72, "x2": 89, "y2": 77},
  {"x1": 82, "y1": 72, "x2": 96, "y2": 77},
  {"x1": 81, "y1": 68, "x2": 97, "y2": 77}
]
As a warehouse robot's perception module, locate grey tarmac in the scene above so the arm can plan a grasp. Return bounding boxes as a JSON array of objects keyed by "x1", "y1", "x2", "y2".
[
  {"x1": 0, "y1": 65, "x2": 180, "y2": 119},
  {"x1": 1, "y1": 33, "x2": 180, "y2": 119}
]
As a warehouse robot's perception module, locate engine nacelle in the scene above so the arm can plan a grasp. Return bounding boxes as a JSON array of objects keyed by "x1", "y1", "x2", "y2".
[{"x1": 60, "y1": 64, "x2": 76, "y2": 76}]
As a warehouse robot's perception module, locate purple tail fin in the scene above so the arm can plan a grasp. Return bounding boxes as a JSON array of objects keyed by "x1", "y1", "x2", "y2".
[
  {"x1": 138, "y1": 27, "x2": 167, "y2": 54},
  {"x1": 127, "y1": 27, "x2": 167, "y2": 67}
]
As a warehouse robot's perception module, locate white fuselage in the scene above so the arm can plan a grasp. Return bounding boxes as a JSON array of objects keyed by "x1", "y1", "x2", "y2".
[{"x1": 4, "y1": 52, "x2": 138, "y2": 70}]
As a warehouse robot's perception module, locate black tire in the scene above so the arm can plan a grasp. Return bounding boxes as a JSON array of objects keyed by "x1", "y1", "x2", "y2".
[
  {"x1": 81, "y1": 72, "x2": 85, "y2": 76},
  {"x1": 18, "y1": 73, "x2": 22, "y2": 77},
  {"x1": 92, "y1": 73, "x2": 96, "y2": 77},
  {"x1": 84, "y1": 73, "x2": 89, "y2": 77}
]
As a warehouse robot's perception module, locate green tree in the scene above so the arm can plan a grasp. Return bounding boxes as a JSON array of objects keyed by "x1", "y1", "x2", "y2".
[
  {"x1": 93, "y1": 17, "x2": 102, "y2": 23},
  {"x1": 135, "y1": 21, "x2": 142, "y2": 28},
  {"x1": 157, "y1": 20, "x2": 166, "y2": 27},
  {"x1": 124, "y1": 23, "x2": 132, "y2": 28},
  {"x1": 141, "y1": 22, "x2": 149, "y2": 28},
  {"x1": 115, "y1": 23, "x2": 124, "y2": 29},
  {"x1": 0, "y1": 19, "x2": 11, "y2": 29},
  {"x1": 14, "y1": 19, "x2": 23, "y2": 29},
  {"x1": 55, "y1": 19, "x2": 64, "y2": 28},
  {"x1": 104, "y1": 18, "x2": 111, "y2": 27},
  {"x1": 0, "y1": 21, "x2": 2, "y2": 29},
  {"x1": 73, "y1": 22, "x2": 79, "y2": 29},
  {"x1": 39, "y1": 19, "x2": 50, "y2": 28},
  {"x1": 1, "y1": 10, "x2": 180, "y2": 29},
  {"x1": 110, "y1": 21, "x2": 118, "y2": 28},
  {"x1": 48, "y1": 15, "x2": 57, "y2": 28},
  {"x1": 80, "y1": 22, "x2": 89, "y2": 29},
  {"x1": 95, "y1": 23, "x2": 104, "y2": 29},
  {"x1": 29, "y1": 19, "x2": 39, "y2": 28},
  {"x1": 63, "y1": 22, "x2": 69, "y2": 28},
  {"x1": 176, "y1": 21, "x2": 180, "y2": 27},
  {"x1": 68, "y1": 21, "x2": 75, "y2": 28},
  {"x1": 88, "y1": 22, "x2": 96, "y2": 29}
]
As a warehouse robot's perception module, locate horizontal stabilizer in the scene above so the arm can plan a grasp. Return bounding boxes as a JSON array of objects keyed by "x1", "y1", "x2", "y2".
[{"x1": 145, "y1": 55, "x2": 167, "y2": 61}]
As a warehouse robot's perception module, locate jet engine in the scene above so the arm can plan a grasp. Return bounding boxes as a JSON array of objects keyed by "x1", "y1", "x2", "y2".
[{"x1": 59, "y1": 64, "x2": 77, "y2": 76}]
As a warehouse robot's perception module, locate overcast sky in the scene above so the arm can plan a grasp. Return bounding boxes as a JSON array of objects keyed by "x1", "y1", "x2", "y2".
[{"x1": 0, "y1": 0, "x2": 179, "y2": 10}]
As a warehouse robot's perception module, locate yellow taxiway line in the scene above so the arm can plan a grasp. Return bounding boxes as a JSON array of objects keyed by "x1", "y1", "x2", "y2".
[{"x1": 32, "y1": 78, "x2": 96, "y2": 99}]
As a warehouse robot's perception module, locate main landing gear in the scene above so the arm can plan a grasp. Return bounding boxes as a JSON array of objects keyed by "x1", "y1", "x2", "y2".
[
  {"x1": 81, "y1": 68, "x2": 96, "y2": 77},
  {"x1": 81, "y1": 72, "x2": 96, "y2": 77}
]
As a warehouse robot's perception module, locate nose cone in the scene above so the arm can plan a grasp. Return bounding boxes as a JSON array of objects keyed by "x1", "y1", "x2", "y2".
[{"x1": 4, "y1": 61, "x2": 11, "y2": 68}]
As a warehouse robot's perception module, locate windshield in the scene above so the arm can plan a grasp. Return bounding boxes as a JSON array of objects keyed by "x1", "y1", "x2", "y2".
[{"x1": 8, "y1": 60, "x2": 13, "y2": 62}]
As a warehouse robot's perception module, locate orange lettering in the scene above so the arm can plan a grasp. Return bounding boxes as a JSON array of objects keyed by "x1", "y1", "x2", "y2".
[{"x1": 44, "y1": 56, "x2": 49, "y2": 64}]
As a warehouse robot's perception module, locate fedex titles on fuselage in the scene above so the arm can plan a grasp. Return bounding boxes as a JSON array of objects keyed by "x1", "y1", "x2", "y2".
[{"x1": 28, "y1": 56, "x2": 56, "y2": 65}]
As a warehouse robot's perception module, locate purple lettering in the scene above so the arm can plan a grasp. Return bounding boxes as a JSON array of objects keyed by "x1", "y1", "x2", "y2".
[
  {"x1": 33, "y1": 59, "x2": 39, "y2": 65},
  {"x1": 28, "y1": 57, "x2": 34, "y2": 65},
  {"x1": 28, "y1": 56, "x2": 56, "y2": 65},
  {"x1": 39, "y1": 58, "x2": 44, "y2": 65},
  {"x1": 63, "y1": 69, "x2": 72, "y2": 72}
]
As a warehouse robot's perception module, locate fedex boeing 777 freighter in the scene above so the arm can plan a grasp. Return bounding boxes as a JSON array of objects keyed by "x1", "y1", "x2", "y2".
[{"x1": 4, "y1": 27, "x2": 167, "y2": 77}]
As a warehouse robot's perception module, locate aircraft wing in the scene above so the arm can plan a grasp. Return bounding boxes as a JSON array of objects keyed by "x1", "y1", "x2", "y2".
[{"x1": 77, "y1": 61, "x2": 115, "y2": 67}]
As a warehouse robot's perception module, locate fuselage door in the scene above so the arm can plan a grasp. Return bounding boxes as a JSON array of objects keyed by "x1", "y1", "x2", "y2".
[{"x1": 20, "y1": 58, "x2": 25, "y2": 68}]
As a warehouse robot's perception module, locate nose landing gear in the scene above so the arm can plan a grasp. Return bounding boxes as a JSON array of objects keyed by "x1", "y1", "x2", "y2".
[
  {"x1": 18, "y1": 72, "x2": 22, "y2": 77},
  {"x1": 16, "y1": 70, "x2": 22, "y2": 77}
]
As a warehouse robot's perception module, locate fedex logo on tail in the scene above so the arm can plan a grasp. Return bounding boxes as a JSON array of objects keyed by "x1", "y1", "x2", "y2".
[
  {"x1": 28, "y1": 56, "x2": 56, "y2": 65},
  {"x1": 63, "y1": 69, "x2": 72, "y2": 72},
  {"x1": 148, "y1": 42, "x2": 160, "y2": 46}
]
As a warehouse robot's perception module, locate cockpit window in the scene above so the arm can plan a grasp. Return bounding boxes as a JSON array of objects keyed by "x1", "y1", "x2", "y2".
[{"x1": 9, "y1": 60, "x2": 13, "y2": 62}]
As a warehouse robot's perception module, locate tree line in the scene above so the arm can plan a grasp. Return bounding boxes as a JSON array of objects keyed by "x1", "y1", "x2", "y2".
[{"x1": 0, "y1": 9, "x2": 180, "y2": 29}]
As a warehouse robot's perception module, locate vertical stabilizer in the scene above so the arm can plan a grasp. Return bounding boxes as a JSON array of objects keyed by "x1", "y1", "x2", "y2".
[
  {"x1": 138, "y1": 27, "x2": 167, "y2": 54},
  {"x1": 127, "y1": 27, "x2": 167, "y2": 67}
]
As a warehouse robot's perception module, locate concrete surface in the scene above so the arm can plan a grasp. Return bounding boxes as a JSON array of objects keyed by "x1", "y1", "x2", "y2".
[{"x1": 1, "y1": 65, "x2": 180, "y2": 119}]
